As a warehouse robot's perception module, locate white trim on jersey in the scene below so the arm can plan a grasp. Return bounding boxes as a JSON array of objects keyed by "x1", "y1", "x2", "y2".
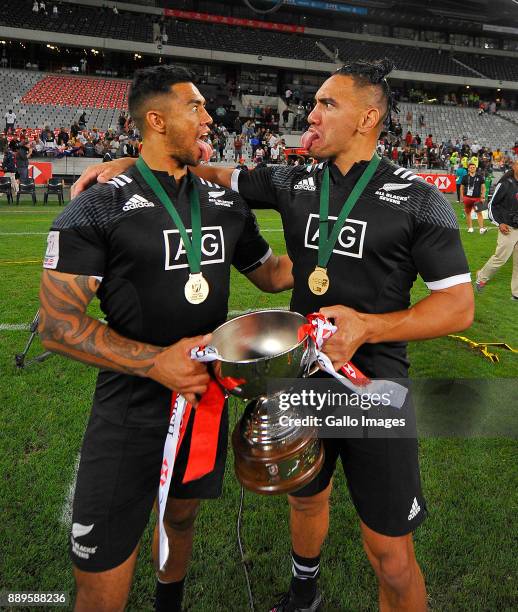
[
  {"x1": 426, "y1": 273, "x2": 472, "y2": 290},
  {"x1": 231, "y1": 168, "x2": 241, "y2": 193},
  {"x1": 239, "y1": 246, "x2": 272, "y2": 273},
  {"x1": 393, "y1": 167, "x2": 406, "y2": 176}
]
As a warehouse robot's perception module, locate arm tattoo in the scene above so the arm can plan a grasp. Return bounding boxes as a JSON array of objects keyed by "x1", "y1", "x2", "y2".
[{"x1": 39, "y1": 270, "x2": 163, "y2": 376}]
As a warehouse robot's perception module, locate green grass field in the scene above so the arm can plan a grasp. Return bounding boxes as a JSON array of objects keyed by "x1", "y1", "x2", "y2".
[{"x1": 0, "y1": 195, "x2": 516, "y2": 611}]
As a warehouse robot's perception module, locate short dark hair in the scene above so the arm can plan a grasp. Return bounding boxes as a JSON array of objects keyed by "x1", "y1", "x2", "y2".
[
  {"x1": 334, "y1": 58, "x2": 395, "y2": 125},
  {"x1": 128, "y1": 65, "x2": 195, "y2": 131}
]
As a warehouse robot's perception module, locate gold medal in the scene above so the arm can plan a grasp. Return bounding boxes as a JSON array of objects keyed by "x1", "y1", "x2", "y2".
[
  {"x1": 184, "y1": 273, "x2": 210, "y2": 304},
  {"x1": 308, "y1": 266, "x2": 330, "y2": 295}
]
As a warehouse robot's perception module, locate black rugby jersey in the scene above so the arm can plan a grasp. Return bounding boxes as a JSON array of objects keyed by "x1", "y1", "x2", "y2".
[
  {"x1": 461, "y1": 173, "x2": 484, "y2": 199},
  {"x1": 233, "y1": 158, "x2": 470, "y2": 378},
  {"x1": 43, "y1": 165, "x2": 271, "y2": 426}
]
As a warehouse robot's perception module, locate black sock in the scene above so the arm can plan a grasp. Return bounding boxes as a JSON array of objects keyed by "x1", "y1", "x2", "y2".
[
  {"x1": 154, "y1": 577, "x2": 185, "y2": 612},
  {"x1": 290, "y1": 550, "x2": 320, "y2": 606}
]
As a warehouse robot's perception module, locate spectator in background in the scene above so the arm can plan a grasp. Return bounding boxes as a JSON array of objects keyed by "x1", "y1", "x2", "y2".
[
  {"x1": 52, "y1": 4, "x2": 58, "y2": 17},
  {"x1": 2, "y1": 145, "x2": 18, "y2": 193},
  {"x1": 57, "y1": 126, "x2": 69, "y2": 146},
  {"x1": 461, "y1": 162, "x2": 487, "y2": 233},
  {"x1": 493, "y1": 148, "x2": 503, "y2": 169},
  {"x1": 418, "y1": 113, "x2": 425, "y2": 128},
  {"x1": 33, "y1": 0, "x2": 39, "y2": 12},
  {"x1": 16, "y1": 138, "x2": 31, "y2": 184},
  {"x1": 254, "y1": 145, "x2": 265, "y2": 163},
  {"x1": 285, "y1": 88, "x2": 292, "y2": 103},
  {"x1": 5, "y1": 109, "x2": 16, "y2": 134},
  {"x1": 31, "y1": 134, "x2": 45, "y2": 157},
  {"x1": 425, "y1": 134, "x2": 434, "y2": 168},
  {"x1": 0, "y1": 132, "x2": 7, "y2": 154},
  {"x1": 78, "y1": 111, "x2": 87, "y2": 130},
  {"x1": 476, "y1": 161, "x2": 518, "y2": 299},
  {"x1": 218, "y1": 131, "x2": 226, "y2": 162},
  {"x1": 233, "y1": 135, "x2": 243, "y2": 162},
  {"x1": 94, "y1": 140, "x2": 104, "y2": 158},
  {"x1": 118, "y1": 111, "x2": 127, "y2": 133},
  {"x1": 406, "y1": 109, "x2": 412, "y2": 128},
  {"x1": 80, "y1": 57, "x2": 87, "y2": 74},
  {"x1": 90, "y1": 127, "x2": 100, "y2": 143},
  {"x1": 70, "y1": 122, "x2": 79, "y2": 138},
  {"x1": 455, "y1": 161, "x2": 468, "y2": 203},
  {"x1": 270, "y1": 142, "x2": 281, "y2": 164}
]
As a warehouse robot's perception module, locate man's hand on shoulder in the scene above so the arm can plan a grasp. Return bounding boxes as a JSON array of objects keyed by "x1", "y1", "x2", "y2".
[{"x1": 71, "y1": 157, "x2": 136, "y2": 198}]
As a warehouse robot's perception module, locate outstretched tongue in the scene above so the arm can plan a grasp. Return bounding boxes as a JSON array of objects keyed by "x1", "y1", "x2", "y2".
[
  {"x1": 197, "y1": 139, "x2": 213, "y2": 162},
  {"x1": 301, "y1": 130, "x2": 319, "y2": 150}
]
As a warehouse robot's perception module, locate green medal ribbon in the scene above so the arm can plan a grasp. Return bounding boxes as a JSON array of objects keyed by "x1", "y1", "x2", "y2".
[
  {"x1": 136, "y1": 156, "x2": 202, "y2": 274},
  {"x1": 317, "y1": 153, "x2": 381, "y2": 268}
]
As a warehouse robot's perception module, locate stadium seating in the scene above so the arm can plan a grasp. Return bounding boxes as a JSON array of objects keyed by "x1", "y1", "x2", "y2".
[
  {"x1": 457, "y1": 54, "x2": 518, "y2": 82},
  {"x1": 398, "y1": 103, "x2": 517, "y2": 152},
  {"x1": 0, "y1": 69, "x2": 128, "y2": 131},
  {"x1": 3, "y1": 1, "x2": 517, "y2": 79},
  {"x1": 0, "y1": 1, "x2": 151, "y2": 43},
  {"x1": 323, "y1": 39, "x2": 474, "y2": 77},
  {"x1": 22, "y1": 76, "x2": 129, "y2": 110}
]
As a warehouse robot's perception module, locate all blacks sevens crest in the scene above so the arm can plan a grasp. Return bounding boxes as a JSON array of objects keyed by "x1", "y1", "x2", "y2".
[{"x1": 210, "y1": 310, "x2": 324, "y2": 495}]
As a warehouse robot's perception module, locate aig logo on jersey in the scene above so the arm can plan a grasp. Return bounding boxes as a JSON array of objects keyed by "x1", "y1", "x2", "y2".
[
  {"x1": 304, "y1": 214, "x2": 366, "y2": 259},
  {"x1": 163, "y1": 226, "x2": 225, "y2": 270}
]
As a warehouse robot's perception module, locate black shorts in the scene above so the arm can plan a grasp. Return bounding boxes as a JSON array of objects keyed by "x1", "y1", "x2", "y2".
[
  {"x1": 291, "y1": 435, "x2": 427, "y2": 537},
  {"x1": 69, "y1": 405, "x2": 228, "y2": 572}
]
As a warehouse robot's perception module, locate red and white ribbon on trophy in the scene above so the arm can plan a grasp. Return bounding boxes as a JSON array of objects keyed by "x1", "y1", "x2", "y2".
[
  {"x1": 300, "y1": 312, "x2": 408, "y2": 409},
  {"x1": 157, "y1": 373, "x2": 226, "y2": 570},
  {"x1": 157, "y1": 344, "x2": 246, "y2": 570}
]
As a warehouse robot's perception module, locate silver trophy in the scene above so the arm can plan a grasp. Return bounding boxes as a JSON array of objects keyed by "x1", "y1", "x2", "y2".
[{"x1": 210, "y1": 309, "x2": 324, "y2": 495}]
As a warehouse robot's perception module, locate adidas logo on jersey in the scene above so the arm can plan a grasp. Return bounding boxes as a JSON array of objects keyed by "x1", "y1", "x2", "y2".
[
  {"x1": 408, "y1": 497, "x2": 421, "y2": 521},
  {"x1": 294, "y1": 177, "x2": 316, "y2": 191},
  {"x1": 123, "y1": 194, "x2": 155, "y2": 211}
]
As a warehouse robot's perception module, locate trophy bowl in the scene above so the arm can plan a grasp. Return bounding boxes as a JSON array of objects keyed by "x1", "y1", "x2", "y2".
[
  {"x1": 211, "y1": 309, "x2": 324, "y2": 495},
  {"x1": 210, "y1": 309, "x2": 310, "y2": 399}
]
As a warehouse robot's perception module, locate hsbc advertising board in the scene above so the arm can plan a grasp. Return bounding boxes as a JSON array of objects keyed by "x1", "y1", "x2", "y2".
[
  {"x1": 416, "y1": 173, "x2": 456, "y2": 193},
  {"x1": 0, "y1": 161, "x2": 52, "y2": 185}
]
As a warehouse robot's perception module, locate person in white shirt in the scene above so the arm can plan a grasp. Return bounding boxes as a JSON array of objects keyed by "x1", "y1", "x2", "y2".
[
  {"x1": 33, "y1": 0, "x2": 39, "y2": 12},
  {"x1": 270, "y1": 144, "x2": 280, "y2": 164},
  {"x1": 5, "y1": 110, "x2": 16, "y2": 134}
]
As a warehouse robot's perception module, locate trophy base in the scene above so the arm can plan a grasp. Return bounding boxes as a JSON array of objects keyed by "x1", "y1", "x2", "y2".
[{"x1": 232, "y1": 423, "x2": 324, "y2": 495}]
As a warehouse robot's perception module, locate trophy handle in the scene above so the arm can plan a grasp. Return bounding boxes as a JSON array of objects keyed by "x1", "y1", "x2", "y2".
[{"x1": 302, "y1": 337, "x2": 321, "y2": 378}]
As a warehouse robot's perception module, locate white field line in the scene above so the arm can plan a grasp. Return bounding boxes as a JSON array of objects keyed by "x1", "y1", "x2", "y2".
[
  {"x1": 60, "y1": 453, "x2": 81, "y2": 528},
  {"x1": 0, "y1": 323, "x2": 30, "y2": 330}
]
